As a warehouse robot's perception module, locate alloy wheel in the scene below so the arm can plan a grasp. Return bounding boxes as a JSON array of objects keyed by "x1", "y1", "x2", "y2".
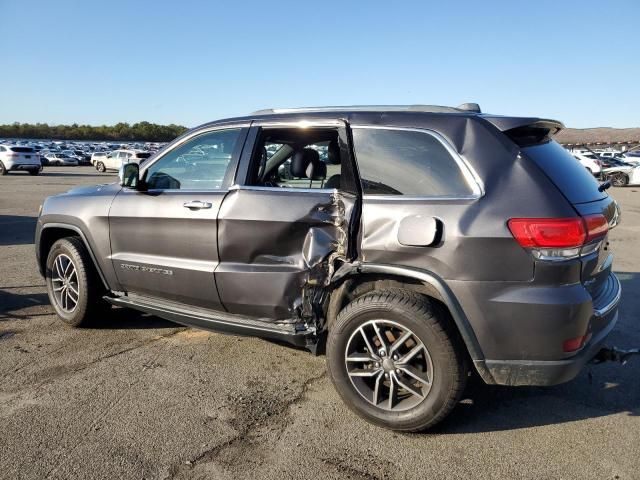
[
  {"x1": 51, "y1": 254, "x2": 79, "y2": 312},
  {"x1": 345, "y1": 319, "x2": 434, "y2": 411}
]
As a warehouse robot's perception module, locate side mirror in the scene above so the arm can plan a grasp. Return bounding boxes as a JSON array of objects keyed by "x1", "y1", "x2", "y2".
[{"x1": 120, "y1": 162, "x2": 140, "y2": 189}]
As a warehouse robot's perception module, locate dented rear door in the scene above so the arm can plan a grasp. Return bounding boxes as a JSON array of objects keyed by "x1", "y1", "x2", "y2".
[
  {"x1": 216, "y1": 187, "x2": 356, "y2": 319},
  {"x1": 215, "y1": 121, "x2": 358, "y2": 321}
]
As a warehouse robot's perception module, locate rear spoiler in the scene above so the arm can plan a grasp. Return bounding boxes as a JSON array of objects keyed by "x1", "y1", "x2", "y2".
[{"x1": 482, "y1": 116, "x2": 565, "y2": 147}]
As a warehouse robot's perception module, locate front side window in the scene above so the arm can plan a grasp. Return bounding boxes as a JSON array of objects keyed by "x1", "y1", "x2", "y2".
[
  {"x1": 144, "y1": 128, "x2": 241, "y2": 190},
  {"x1": 352, "y1": 128, "x2": 475, "y2": 197}
]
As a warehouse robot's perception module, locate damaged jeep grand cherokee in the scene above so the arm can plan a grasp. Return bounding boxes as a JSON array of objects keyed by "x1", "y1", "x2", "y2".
[{"x1": 35, "y1": 104, "x2": 623, "y2": 431}]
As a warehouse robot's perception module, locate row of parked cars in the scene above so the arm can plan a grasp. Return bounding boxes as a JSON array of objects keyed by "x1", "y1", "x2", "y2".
[
  {"x1": 0, "y1": 139, "x2": 165, "y2": 175},
  {"x1": 570, "y1": 148, "x2": 640, "y2": 186}
]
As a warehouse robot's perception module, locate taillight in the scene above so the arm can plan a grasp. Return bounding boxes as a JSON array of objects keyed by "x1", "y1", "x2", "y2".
[
  {"x1": 508, "y1": 214, "x2": 608, "y2": 260},
  {"x1": 584, "y1": 214, "x2": 608, "y2": 241}
]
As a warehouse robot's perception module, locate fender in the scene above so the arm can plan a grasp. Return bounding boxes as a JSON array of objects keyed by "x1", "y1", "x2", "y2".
[
  {"x1": 331, "y1": 261, "x2": 496, "y2": 383},
  {"x1": 37, "y1": 222, "x2": 111, "y2": 290}
]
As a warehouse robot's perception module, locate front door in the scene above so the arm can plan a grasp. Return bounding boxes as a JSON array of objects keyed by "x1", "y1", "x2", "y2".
[
  {"x1": 215, "y1": 120, "x2": 360, "y2": 320},
  {"x1": 108, "y1": 126, "x2": 249, "y2": 310}
]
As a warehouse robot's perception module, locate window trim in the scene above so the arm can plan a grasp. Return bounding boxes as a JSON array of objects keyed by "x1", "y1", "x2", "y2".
[
  {"x1": 350, "y1": 125, "x2": 484, "y2": 201},
  {"x1": 139, "y1": 123, "x2": 250, "y2": 193}
]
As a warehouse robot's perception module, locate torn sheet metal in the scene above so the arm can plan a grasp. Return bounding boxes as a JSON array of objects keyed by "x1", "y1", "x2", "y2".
[{"x1": 215, "y1": 188, "x2": 353, "y2": 321}]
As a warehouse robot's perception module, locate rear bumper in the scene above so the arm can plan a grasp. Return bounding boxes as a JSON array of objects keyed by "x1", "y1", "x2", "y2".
[
  {"x1": 476, "y1": 308, "x2": 618, "y2": 386},
  {"x1": 5, "y1": 161, "x2": 41, "y2": 171},
  {"x1": 451, "y1": 272, "x2": 622, "y2": 386}
]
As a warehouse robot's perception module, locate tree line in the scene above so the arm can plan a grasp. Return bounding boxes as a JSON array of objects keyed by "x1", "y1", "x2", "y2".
[{"x1": 0, "y1": 122, "x2": 189, "y2": 142}]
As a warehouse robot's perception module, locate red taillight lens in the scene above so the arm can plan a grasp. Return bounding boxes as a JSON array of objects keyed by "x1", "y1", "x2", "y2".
[
  {"x1": 584, "y1": 214, "x2": 608, "y2": 241},
  {"x1": 562, "y1": 333, "x2": 591, "y2": 353},
  {"x1": 508, "y1": 218, "x2": 586, "y2": 248},
  {"x1": 508, "y1": 214, "x2": 608, "y2": 249}
]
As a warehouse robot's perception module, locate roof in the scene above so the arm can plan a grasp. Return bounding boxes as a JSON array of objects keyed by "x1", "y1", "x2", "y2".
[{"x1": 252, "y1": 103, "x2": 482, "y2": 115}]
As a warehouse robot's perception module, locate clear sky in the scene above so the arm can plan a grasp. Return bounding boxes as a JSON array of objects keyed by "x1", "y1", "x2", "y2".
[{"x1": 1, "y1": 0, "x2": 638, "y2": 128}]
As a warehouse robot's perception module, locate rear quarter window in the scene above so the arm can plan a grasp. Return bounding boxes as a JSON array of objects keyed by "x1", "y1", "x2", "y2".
[
  {"x1": 523, "y1": 141, "x2": 606, "y2": 204},
  {"x1": 352, "y1": 128, "x2": 476, "y2": 197}
]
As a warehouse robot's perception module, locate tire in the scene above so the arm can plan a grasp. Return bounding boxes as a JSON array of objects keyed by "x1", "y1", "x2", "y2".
[
  {"x1": 28, "y1": 168, "x2": 40, "y2": 176},
  {"x1": 0, "y1": 161, "x2": 7, "y2": 175},
  {"x1": 96, "y1": 161, "x2": 106, "y2": 173},
  {"x1": 45, "y1": 237, "x2": 109, "y2": 327},
  {"x1": 326, "y1": 289, "x2": 468, "y2": 432},
  {"x1": 610, "y1": 172, "x2": 628, "y2": 187}
]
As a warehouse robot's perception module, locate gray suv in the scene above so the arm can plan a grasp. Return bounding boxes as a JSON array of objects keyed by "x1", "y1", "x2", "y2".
[{"x1": 35, "y1": 105, "x2": 622, "y2": 431}]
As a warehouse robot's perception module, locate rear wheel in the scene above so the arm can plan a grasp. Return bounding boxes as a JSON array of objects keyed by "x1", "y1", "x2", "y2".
[
  {"x1": 326, "y1": 289, "x2": 468, "y2": 431},
  {"x1": 0, "y1": 161, "x2": 7, "y2": 175},
  {"x1": 28, "y1": 168, "x2": 40, "y2": 176},
  {"x1": 96, "y1": 162, "x2": 106, "y2": 172},
  {"x1": 45, "y1": 237, "x2": 109, "y2": 327},
  {"x1": 610, "y1": 172, "x2": 628, "y2": 187}
]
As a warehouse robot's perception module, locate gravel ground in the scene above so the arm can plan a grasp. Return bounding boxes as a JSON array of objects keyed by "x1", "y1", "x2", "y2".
[{"x1": 1, "y1": 167, "x2": 639, "y2": 480}]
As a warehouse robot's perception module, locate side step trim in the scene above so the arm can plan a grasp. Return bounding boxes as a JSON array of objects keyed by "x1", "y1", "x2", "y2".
[{"x1": 104, "y1": 295, "x2": 316, "y2": 349}]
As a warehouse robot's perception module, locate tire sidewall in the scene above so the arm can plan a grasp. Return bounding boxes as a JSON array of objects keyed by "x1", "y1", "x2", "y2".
[
  {"x1": 327, "y1": 295, "x2": 460, "y2": 430},
  {"x1": 45, "y1": 240, "x2": 89, "y2": 326}
]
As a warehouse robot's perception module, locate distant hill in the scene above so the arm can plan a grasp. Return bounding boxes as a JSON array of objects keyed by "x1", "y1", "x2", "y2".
[{"x1": 556, "y1": 127, "x2": 640, "y2": 145}]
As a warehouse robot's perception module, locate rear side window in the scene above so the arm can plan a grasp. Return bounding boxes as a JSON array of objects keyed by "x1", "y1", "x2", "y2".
[
  {"x1": 523, "y1": 141, "x2": 605, "y2": 204},
  {"x1": 352, "y1": 128, "x2": 476, "y2": 197},
  {"x1": 10, "y1": 147, "x2": 34, "y2": 153}
]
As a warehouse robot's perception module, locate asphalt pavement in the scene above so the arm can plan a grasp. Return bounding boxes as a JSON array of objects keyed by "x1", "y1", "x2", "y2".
[{"x1": 1, "y1": 167, "x2": 638, "y2": 480}]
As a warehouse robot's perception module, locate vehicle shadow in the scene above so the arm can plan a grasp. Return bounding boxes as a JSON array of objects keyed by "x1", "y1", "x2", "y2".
[
  {"x1": 41, "y1": 171, "x2": 115, "y2": 178},
  {"x1": 0, "y1": 215, "x2": 36, "y2": 246},
  {"x1": 0, "y1": 286, "x2": 175, "y2": 329},
  {"x1": 90, "y1": 307, "x2": 178, "y2": 330},
  {"x1": 432, "y1": 270, "x2": 640, "y2": 434},
  {"x1": 0, "y1": 287, "x2": 49, "y2": 320}
]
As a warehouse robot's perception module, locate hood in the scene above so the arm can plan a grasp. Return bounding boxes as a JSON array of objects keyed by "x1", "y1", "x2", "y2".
[
  {"x1": 63, "y1": 182, "x2": 121, "y2": 196},
  {"x1": 602, "y1": 165, "x2": 636, "y2": 173}
]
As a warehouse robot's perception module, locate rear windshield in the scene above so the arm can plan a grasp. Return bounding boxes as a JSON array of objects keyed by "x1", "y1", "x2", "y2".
[
  {"x1": 10, "y1": 147, "x2": 34, "y2": 153},
  {"x1": 523, "y1": 141, "x2": 606, "y2": 204},
  {"x1": 134, "y1": 152, "x2": 151, "y2": 159}
]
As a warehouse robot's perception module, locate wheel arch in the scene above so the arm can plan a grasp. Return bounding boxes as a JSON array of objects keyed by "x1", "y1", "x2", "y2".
[
  {"x1": 327, "y1": 263, "x2": 487, "y2": 366},
  {"x1": 38, "y1": 223, "x2": 109, "y2": 290}
]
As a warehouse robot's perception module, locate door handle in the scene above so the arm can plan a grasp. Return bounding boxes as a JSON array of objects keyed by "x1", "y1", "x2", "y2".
[{"x1": 183, "y1": 200, "x2": 212, "y2": 210}]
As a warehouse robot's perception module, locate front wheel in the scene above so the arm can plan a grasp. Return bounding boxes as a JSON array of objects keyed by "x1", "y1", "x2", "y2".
[
  {"x1": 45, "y1": 237, "x2": 109, "y2": 327},
  {"x1": 96, "y1": 161, "x2": 106, "y2": 172},
  {"x1": 0, "y1": 161, "x2": 7, "y2": 175},
  {"x1": 326, "y1": 290, "x2": 468, "y2": 432}
]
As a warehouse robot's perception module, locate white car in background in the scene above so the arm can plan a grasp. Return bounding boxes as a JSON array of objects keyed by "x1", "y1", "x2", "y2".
[
  {"x1": 91, "y1": 151, "x2": 109, "y2": 166},
  {"x1": 601, "y1": 158, "x2": 640, "y2": 187},
  {"x1": 0, "y1": 145, "x2": 42, "y2": 175},
  {"x1": 572, "y1": 152, "x2": 602, "y2": 175},
  {"x1": 95, "y1": 149, "x2": 152, "y2": 172}
]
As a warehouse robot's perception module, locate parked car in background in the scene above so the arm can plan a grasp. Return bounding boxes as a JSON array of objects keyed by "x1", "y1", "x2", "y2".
[
  {"x1": 44, "y1": 153, "x2": 79, "y2": 166},
  {"x1": 91, "y1": 151, "x2": 109, "y2": 166},
  {"x1": 601, "y1": 158, "x2": 640, "y2": 186},
  {"x1": 73, "y1": 150, "x2": 92, "y2": 165},
  {"x1": 0, "y1": 145, "x2": 42, "y2": 175},
  {"x1": 95, "y1": 149, "x2": 152, "y2": 172},
  {"x1": 573, "y1": 152, "x2": 602, "y2": 175}
]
